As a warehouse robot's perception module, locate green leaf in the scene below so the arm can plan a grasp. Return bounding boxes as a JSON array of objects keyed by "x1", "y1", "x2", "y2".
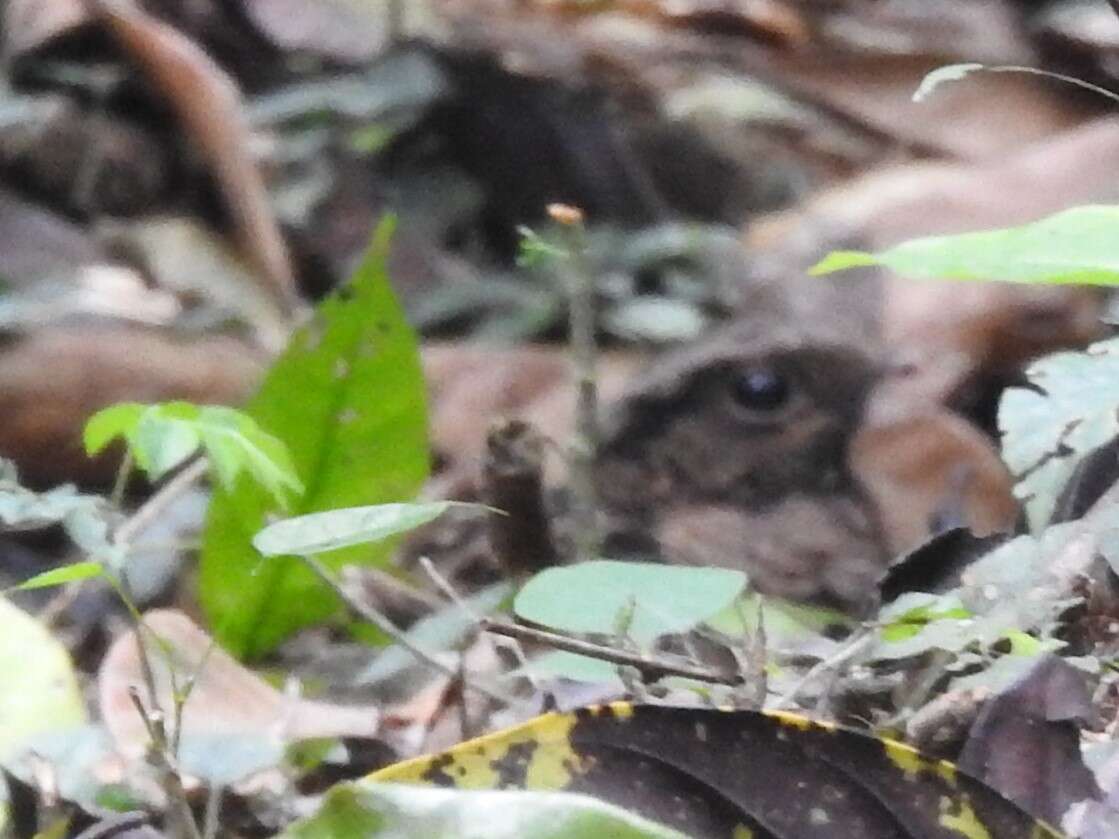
[
  {"x1": 200, "y1": 221, "x2": 430, "y2": 658},
  {"x1": 132, "y1": 402, "x2": 202, "y2": 478},
  {"x1": 83, "y1": 403, "x2": 146, "y2": 455},
  {"x1": 253, "y1": 502, "x2": 456, "y2": 557},
  {"x1": 281, "y1": 781, "x2": 686, "y2": 839},
  {"x1": 1000, "y1": 336, "x2": 1119, "y2": 528},
  {"x1": 8, "y1": 562, "x2": 104, "y2": 592},
  {"x1": 84, "y1": 402, "x2": 302, "y2": 505},
  {"x1": 0, "y1": 596, "x2": 86, "y2": 764},
  {"x1": 515, "y1": 561, "x2": 746, "y2": 646},
  {"x1": 811, "y1": 204, "x2": 1119, "y2": 286},
  {"x1": 191, "y1": 406, "x2": 303, "y2": 503},
  {"x1": 706, "y1": 592, "x2": 854, "y2": 649}
]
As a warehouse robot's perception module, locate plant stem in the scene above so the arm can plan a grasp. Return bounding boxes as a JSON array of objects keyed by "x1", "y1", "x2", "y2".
[
  {"x1": 387, "y1": 0, "x2": 404, "y2": 42},
  {"x1": 126, "y1": 688, "x2": 203, "y2": 839},
  {"x1": 552, "y1": 206, "x2": 601, "y2": 561},
  {"x1": 480, "y1": 617, "x2": 743, "y2": 685},
  {"x1": 114, "y1": 457, "x2": 207, "y2": 547},
  {"x1": 772, "y1": 629, "x2": 874, "y2": 711}
]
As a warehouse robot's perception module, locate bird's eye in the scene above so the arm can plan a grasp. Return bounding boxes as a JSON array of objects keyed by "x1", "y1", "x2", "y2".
[{"x1": 731, "y1": 367, "x2": 790, "y2": 412}]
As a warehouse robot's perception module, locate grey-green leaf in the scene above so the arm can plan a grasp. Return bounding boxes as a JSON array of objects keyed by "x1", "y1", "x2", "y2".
[
  {"x1": 253, "y1": 502, "x2": 457, "y2": 556},
  {"x1": 515, "y1": 561, "x2": 747, "y2": 646},
  {"x1": 999, "y1": 336, "x2": 1119, "y2": 528}
]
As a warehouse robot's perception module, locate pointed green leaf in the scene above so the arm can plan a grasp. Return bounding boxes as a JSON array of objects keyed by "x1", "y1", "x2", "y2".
[
  {"x1": 253, "y1": 502, "x2": 457, "y2": 557},
  {"x1": 133, "y1": 402, "x2": 202, "y2": 477},
  {"x1": 8, "y1": 562, "x2": 104, "y2": 592},
  {"x1": 201, "y1": 221, "x2": 430, "y2": 658},
  {"x1": 193, "y1": 406, "x2": 302, "y2": 503},
  {"x1": 811, "y1": 205, "x2": 1119, "y2": 286}
]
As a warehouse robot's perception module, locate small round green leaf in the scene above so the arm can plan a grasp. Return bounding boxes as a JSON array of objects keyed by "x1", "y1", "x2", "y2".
[{"x1": 515, "y1": 561, "x2": 747, "y2": 645}]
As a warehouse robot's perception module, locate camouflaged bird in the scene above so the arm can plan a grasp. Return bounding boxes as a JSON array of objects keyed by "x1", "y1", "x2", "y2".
[{"x1": 422, "y1": 311, "x2": 1018, "y2": 613}]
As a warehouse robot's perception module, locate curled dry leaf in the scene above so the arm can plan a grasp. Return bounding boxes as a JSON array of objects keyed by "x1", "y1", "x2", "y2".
[
  {"x1": 850, "y1": 402, "x2": 1019, "y2": 555},
  {"x1": 87, "y1": 0, "x2": 299, "y2": 322},
  {"x1": 98, "y1": 609, "x2": 381, "y2": 763},
  {"x1": 0, "y1": 325, "x2": 265, "y2": 487}
]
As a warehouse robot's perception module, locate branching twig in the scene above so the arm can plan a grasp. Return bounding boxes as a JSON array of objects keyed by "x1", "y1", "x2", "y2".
[
  {"x1": 418, "y1": 556, "x2": 540, "y2": 691},
  {"x1": 772, "y1": 629, "x2": 874, "y2": 711},
  {"x1": 480, "y1": 617, "x2": 743, "y2": 685},
  {"x1": 298, "y1": 553, "x2": 512, "y2": 704},
  {"x1": 127, "y1": 688, "x2": 202, "y2": 839}
]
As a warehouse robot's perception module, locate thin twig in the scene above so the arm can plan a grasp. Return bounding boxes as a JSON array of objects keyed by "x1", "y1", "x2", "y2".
[
  {"x1": 298, "y1": 553, "x2": 511, "y2": 704},
  {"x1": 110, "y1": 450, "x2": 135, "y2": 508},
  {"x1": 106, "y1": 456, "x2": 211, "y2": 839},
  {"x1": 772, "y1": 629, "x2": 874, "y2": 711},
  {"x1": 480, "y1": 618, "x2": 743, "y2": 685},
  {"x1": 114, "y1": 457, "x2": 208, "y2": 547},
  {"x1": 417, "y1": 556, "x2": 539, "y2": 691},
  {"x1": 202, "y1": 783, "x2": 222, "y2": 839},
  {"x1": 127, "y1": 688, "x2": 202, "y2": 839}
]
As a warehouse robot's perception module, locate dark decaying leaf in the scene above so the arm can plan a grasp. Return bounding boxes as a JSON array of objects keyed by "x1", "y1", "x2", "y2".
[
  {"x1": 1049, "y1": 435, "x2": 1119, "y2": 525},
  {"x1": 959, "y1": 655, "x2": 1101, "y2": 827},
  {"x1": 373, "y1": 703, "x2": 1063, "y2": 839},
  {"x1": 880, "y1": 527, "x2": 1010, "y2": 603}
]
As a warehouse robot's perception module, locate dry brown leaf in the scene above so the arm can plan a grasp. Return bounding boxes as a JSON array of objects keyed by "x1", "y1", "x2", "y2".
[
  {"x1": 747, "y1": 120, "x2": 1116, "y2": 407},
  {"x1": 0, "y1": 325, "x2": 265, "y2": 487},
  {"x1": 87, "y1": 0, "x2": 299, "y2": 321},
  {"x1": 99, "y1": 609, "x2": 381, "y2": 762},
  {"x1": 849, "y1": 405, "x2": 1018, "y2": 556}
]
